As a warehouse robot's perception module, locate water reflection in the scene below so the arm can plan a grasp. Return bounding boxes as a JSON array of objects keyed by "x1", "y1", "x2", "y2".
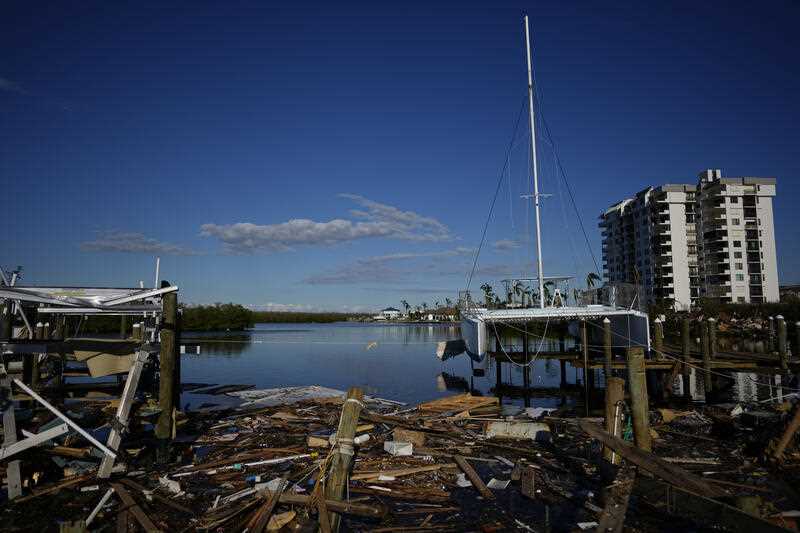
[{"x1": 180, "y1": 323, "x2": 560, "y2": 407}]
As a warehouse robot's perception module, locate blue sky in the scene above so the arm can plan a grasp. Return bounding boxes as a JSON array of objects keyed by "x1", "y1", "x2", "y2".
[{"x1": 2, "y1": 1, "x2": 799, "y2": 312}]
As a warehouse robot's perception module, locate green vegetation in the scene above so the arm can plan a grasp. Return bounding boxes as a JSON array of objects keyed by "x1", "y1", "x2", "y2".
[
  {"x1": 250, "y1": 311, "x2": 360, "y2": 323},
  {"x1": 181, "y1": 303, "x2": 253, "y2": 331}
]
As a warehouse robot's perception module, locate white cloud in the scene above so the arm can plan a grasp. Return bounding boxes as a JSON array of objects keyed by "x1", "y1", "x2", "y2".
[
  {"x1": 492, "y1": 239, "x2": 520, "y2": 251},
  {"x1": 201, "y1": 194, "x2": 453, "y2": 254},
  {"x1": 305, "y1": 247, "x2": 472, "y2": 285},
  {"x1": 80, "y1": 231, "x2": 199, "y2": 255}
]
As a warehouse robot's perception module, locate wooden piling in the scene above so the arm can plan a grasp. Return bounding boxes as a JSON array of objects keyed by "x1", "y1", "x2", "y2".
[
  {"x1": 32, "y1": 322, "x2": 45, "y2": 390},
  {"x1": 603, "y1": 377, "x2": 625, "y2": 464},
  {"x1": 795, "y1": 322, "x2": 800, "y2": 363},
  {"x1": 626, "y1": 347, "x2": 651, "y2": 452},
  {"x1": 701, "y1": 321, "x2": 712, "y2": 394},
  {"x1": 653, "y1": 318, "x2": 663, "y2": 359},
  {"x1": 132, "y1": 322, "x2": 141, "y2": 342},
  {"x1": 768, "y1": 316, "x2": 775, "y2": 353},
  {"x1": 324, "y1": 387, "x2": 365, "y2": 531},
  {"x1": 708, "y1": 318, "x2": 717, "y2": 360},
  {"x1": 603, "y1": 317, "x2": 612, "y2": 380},
  {"x1": 681, "y1": 317, "x2": 691, "y2": 400},
  {"x1": 559, "y1": 328, "x2": 567, "y2": 387},
  {"x1": 776, "y1": 315, "x2": 787, "y2": 370},
  {"x1": 0, "y1": 301, "x2": 12, "y2": 340},
  {"x1": 155, "y1": 290, "x2": 178, "y2": 462},
  {"x1": 522, "y1": 328, "x2": 530, "y2": 392},
  {"x1": 582, "y1": 320, "x2": 590, "y2": 416},
  {"x1": 120, "y1": 316, "x2": 128, "y2": 339}
]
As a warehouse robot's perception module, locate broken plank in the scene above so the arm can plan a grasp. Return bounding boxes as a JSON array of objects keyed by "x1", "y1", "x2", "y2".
[
  {"x1": 635, "y1": 477, "x2": 790, "y2": 533},
  {"x1": 453, "y1": 455, "x2": 494, "y2": 500},
  {"x1": 109, "y1": 483, "x2": 161, "y2": 533},
  {"x1": 351, "y1": 463, "x2": 455, "y2": 481},
  {"x1": 579, "y1": 420, "x2": 724, "y2": 499},
  {"x1": 596, "y1": 466, "x2": 636, "y2": 533}
]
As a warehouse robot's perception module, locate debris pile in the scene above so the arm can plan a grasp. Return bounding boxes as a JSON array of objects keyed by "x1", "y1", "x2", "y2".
[{"x1": 3, "y1": 387, "x2": 800, "y2": 531}]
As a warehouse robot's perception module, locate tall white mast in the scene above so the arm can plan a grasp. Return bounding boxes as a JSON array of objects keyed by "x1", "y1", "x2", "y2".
[{"x1": 524, "y1": 15, "x2": 545, "y2": 308}]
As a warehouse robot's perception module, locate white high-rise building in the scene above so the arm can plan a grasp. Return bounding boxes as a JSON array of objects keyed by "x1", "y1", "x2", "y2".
[{"x1": 599, "y1": 169, "x2": 779, "y2": 309}]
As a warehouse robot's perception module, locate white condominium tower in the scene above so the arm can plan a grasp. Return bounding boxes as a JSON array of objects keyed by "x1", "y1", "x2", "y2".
[{"x1": 599, "y1": 169, "x2": 778, "y2": 310}]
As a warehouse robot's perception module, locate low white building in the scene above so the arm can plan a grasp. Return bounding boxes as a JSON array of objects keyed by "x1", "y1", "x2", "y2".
[{"x1": 373, "y1": 307, "x2": 402, "y2": 320}]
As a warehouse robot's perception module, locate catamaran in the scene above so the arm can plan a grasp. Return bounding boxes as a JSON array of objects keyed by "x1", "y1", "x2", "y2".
[{"x1": 457, "y1": 16, "x2": 650, "y2": 362}]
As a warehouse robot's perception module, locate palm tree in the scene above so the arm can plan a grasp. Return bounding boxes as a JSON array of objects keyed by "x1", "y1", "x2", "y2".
[
  {"x1": 513, "y1": 281, "x2": 525, "y2": 307},
  {"x1": 586, "y1": 272, "x2": 601, "y2": 289},
  {"x1": 434, "y1": 300, "x2": 440, "y2": 311},
  {"x1": 444, "y1": 297, "x2": 452, "y2": 309},
  {"x1": 479, "y1": 283, "x2": 495, "y2": 307},
  {"x1": 543, "y1": 280, "x2": 555, "y2": 306},
  {"x1": 400, "y1": 300, "x2": 410, "y2": 315}
]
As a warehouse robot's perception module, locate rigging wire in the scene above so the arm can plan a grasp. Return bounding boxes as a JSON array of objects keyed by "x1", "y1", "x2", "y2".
[{"x1": 465, "y1": 94, "x2": 528, "y2": 291}]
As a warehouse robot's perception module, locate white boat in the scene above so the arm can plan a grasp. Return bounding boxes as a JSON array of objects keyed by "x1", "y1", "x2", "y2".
[{"x1": 459, "y1": 16, "x2": 650, "y2": 361}]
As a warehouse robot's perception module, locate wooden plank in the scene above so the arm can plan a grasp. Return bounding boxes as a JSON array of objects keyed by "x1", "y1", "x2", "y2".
[
  {"x1": 453, "y1": 455, "x2": 494, "y2": 500},
  {"x1": 109, "y1": 483, "x2": 161, "y2": 533},
  {"x1": 578, "y1": 420, "x2": 724, "y2": 499},
  {"x1": 635, "y1": 477, "x2": 790, "y2": 533},
  {"x1": 351, "y1": 463, "x2": 454, "y2": 481},
  {"x1": 249, "y1": 478, "x2": 285, "y2": 533},
  {"x1": 596, "y1": 466, "x2": 636, "y2": 533},
  {"x1": 417, "y1": 393, "x2": 498, "y2": 414}
]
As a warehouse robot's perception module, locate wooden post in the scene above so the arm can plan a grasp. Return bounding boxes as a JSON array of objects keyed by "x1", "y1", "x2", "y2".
[
  {"x1": 681, "y1": 317, "x2": 691, "y2": 400},
  {"x1": 132, "y1": 322, "x2": 141, "y2": 342},
  {"x1": 155, "y1": 291, "x2": 178, "y2": 462},
  {"x1": 701, "y1": 321, "x2": 712, "y2": 394},
  {"x1": 626, "y1": 347, "x2": 651, "y2": 451},
  {"x1": 603, "y1": 377, "x2": 625, "y2": 464},
  {"x1": 32, "y1": 322, "x2": 44, "y2": 390},
  {"x1": 495, "y1": 331, "x2": 502, "y2": 395},
  {"x1": 603, "y1": 317, "x2": 613, "y2": 380},
  {"x1": 653, "y1": 318, "x2": 663, "y2": 360},
  {"x1": 559, "y1": 328, "x2": 567, "y2": 388},
  {"x1": 522, "y1": 327, "x2": 530, "y2": 405},
  {"x1": 120, "y1": 316, "x2": 128, "y2": 339},
  {"x1": 776, "y1": 315, "x2": 787, "y2": 370},
  {"x1": 582, "y1": 320, "x2": 590, "y2": 416},
  {"x1": 708, "y1": 318, "x2": 717, "y2": 360},
  {"x1": 772, "y1": 404, "x2": 800, "y2": 461},
  {"x1": 0, "y1": 301, "x2": 12, "y2": 340},
  {"x1": 795, "y1": 322, "x2": 800, "y2": 364},
  {"x1": 324, "y1": 387, "x2": 365, "y2": 531},
  {"x1": 768, "y1": 316, "x2": 775, "y2": 353}
]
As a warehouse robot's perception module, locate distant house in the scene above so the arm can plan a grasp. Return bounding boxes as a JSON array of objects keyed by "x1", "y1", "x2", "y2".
[{"x1": 374, "y1": 307, "x2": 402, "y2": 320}]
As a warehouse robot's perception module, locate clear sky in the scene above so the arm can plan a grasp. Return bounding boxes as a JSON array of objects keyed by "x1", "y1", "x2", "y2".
[{"x1": 2, "y1": 1, "x2": 798, "y2": 312}]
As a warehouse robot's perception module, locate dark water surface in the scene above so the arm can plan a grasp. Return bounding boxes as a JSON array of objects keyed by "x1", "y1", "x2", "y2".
[{"x1": 180, "y1": 322, "x2": 575, "y2": 407}]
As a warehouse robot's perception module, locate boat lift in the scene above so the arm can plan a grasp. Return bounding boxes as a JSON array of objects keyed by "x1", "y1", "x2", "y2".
[{"x1": 0, "y1": 266, "x2": 178, "y2": 498}]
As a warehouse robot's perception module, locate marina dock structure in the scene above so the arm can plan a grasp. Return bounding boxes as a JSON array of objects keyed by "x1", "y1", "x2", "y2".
[{"x1": 0, "y1": 269, "x2": 181, "y2": 499}]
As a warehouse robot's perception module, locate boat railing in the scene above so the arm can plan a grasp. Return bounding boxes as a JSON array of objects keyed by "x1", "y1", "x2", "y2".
[{"x1": 579, "y1": 283, "x2": 644, "y2": 312}]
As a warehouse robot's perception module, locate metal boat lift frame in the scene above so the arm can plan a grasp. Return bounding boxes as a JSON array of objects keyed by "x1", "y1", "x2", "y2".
[{"x1": 0, "y1": 271, "x2": 178, "y2": 498}]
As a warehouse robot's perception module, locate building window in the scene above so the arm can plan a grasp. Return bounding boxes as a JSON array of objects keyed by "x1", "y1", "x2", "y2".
[
  {"x1": 730, "y1": 197, "x2": 739, "y2": 204},
  {"x1": 734, "y1": 251, "x2": 742, "y2": 258},
  {"x1": 737, "y1": 296, "x2": 745, "y2": 303},
  {"x1": 736, "y1": 273, "x2": 745, "y2": 281},
  {"x1": 732, "y1": 218, "x2": 740, "y2": 225},
  {"x1": 733, "y1": 241, "x2": 741, "y2": 248},
  {"x1": 735, "y1": 262, "x2": 743, "y2": 270}
]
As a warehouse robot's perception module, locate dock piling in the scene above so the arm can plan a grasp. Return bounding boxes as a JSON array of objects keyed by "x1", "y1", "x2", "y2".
[
  {"x1": 626, "y1": 347, "x2": 651, "y2": 451},
  {"x1": 701, "y1": 321, "x2": 712, "y2": 393},
  {"x1": 681, "y1": 317, "x2": 691, "y2": 400},
  {"x1": 324, "y1": 387, "x2": 365, "y2": 531},
  {"x1": 653, "y1": 318, "x2": 663, "y2": 359},
  {"x1": 581, "y1": 320, "x2": 590, "y2": 416},
  {"x1": 777, "y1": 315, "x2": 787, "y2": 370},
  {"x1": 603, "y1": 317, "x2": 612, "y2": 380},
  {"x1": 155, "y1": 289, "x2": 178, "y2": 462},
  {"x1": 603, "y1": 377, "x2": 625, "y2": 464}
]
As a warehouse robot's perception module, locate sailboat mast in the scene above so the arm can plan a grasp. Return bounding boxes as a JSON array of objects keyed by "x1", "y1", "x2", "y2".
[{"x1": 524, "y1": 15, "x2": 545, "y2": 309}]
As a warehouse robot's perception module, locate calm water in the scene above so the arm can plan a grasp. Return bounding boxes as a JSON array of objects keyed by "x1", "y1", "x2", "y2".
[{"x1": 180, "y1": 322, "x2": 577, "y2": 408}]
